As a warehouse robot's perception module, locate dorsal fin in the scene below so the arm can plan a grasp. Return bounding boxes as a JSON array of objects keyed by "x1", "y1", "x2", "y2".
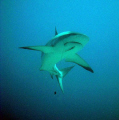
[{"x1": 55, "y1": 27, "x2": 58, "y2": 35}]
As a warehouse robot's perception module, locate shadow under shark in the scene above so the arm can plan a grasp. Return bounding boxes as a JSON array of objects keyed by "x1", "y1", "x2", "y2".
[{"x1": 20, "y1": 27, "x2": 94, "y2": 93}]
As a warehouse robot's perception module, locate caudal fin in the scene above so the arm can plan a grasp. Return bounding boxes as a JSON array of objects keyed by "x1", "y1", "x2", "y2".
[
  {"x1": 56, "y1": 65, "x2": 74, "y2": 93},
  {"x1": 61, "y1": 65, "x2": 75, "y2": 78}
]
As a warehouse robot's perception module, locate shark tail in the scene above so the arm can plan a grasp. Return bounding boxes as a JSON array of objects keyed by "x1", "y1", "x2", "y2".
[
  {"x1": 60, "y1": 65, "x2": 74, "y2": 78},
  {"x1": 56, "y1": 65, "x2": 74, "y2": 93}
]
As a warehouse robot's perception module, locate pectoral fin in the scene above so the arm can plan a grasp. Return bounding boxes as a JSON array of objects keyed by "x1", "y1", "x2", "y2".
[
  {"x1": 65, "y1": 54, "x2": 94, "y2": 73},
  {"x1": 19, "y1": 46, "x2": 54, "y2": 53}
]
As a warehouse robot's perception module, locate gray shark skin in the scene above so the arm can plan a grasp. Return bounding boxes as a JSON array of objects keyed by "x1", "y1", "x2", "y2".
[{"x1": 20, "y1": 28, "x2": 94, "y2": 93}]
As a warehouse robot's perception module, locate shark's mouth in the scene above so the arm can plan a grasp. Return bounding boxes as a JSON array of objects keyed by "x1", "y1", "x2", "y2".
[
  {"x1": 65, "y1": 46, "x2": 75, "y2": 52},
  {"x1": 64, "y1": 41, "x2": 82, "y2": 46},
  {"x1": 64, "y1": 42, "x2": 82, "y2": 52}
]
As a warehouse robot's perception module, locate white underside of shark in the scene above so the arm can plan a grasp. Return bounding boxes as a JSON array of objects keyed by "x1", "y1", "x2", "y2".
[{"x1": 20, "y1": 27, "x2": 94, "y2": 93}]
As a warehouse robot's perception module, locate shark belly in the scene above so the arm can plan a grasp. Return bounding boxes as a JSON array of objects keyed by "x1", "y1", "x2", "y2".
[{"x1": 40, "y1": 52, "x2": 64, "y2": 72}]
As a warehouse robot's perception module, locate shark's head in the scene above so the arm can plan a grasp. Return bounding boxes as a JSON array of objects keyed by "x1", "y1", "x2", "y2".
[
  {"x1": 52, "y1": 31, "x2": 89, "y2": 48},
  {"x1": 63, "y1": 32, "x2": 89, "y2": 47},
  {"x1": 53, "y1": 31, "x2": 89, "y2": 54}
]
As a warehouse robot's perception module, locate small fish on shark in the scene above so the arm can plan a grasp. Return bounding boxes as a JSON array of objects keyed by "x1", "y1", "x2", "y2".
[{"x1": 20, "y1": 27, "x2": 94, "y2": 93}]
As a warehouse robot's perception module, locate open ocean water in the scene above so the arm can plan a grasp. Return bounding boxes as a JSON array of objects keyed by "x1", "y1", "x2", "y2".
[{"x1": 0, "y1": 0, "x2": 119, "y2": 120}]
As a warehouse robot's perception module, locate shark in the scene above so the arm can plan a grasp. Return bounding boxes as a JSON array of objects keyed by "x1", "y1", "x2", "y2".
[{"x1": 20, "y1": 27, "x2": 94, "y2": 93}]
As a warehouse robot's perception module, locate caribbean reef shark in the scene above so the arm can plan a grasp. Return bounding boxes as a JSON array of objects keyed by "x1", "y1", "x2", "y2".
[{"x1": 20, "y1": 27, "x2": 94, "y2": 93}]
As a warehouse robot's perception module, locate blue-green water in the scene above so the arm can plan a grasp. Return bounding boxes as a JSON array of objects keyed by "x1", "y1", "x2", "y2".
[{"x1": 0, "y1": 1, "x2": 119, "y2": 120}]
